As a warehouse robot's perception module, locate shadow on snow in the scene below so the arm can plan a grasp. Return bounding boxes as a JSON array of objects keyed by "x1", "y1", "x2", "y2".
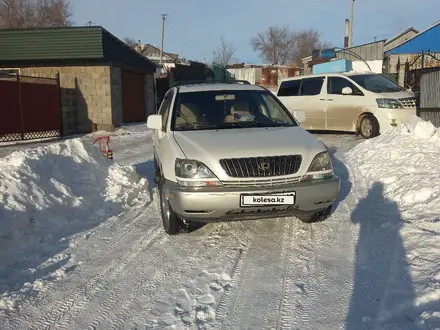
[{"x1": 346, "y1": 182, "x2": 416, "y2": 329}]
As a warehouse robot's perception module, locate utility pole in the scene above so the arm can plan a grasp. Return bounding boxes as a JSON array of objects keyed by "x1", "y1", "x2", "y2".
[
  {"x1": 349, "y1": 0, "x2": 355, "y2": 47},
  {"x1": 160, "y1": 14, "x2": 167, "y2": 67}
]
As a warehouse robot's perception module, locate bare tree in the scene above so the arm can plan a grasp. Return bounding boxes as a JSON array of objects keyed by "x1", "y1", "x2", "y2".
[
  {"x1": 251, "y1": 26, "x2": 297, "y2": 65},
  {"x1": 213, "y1": 37, "x2": 236, "y2": 67},
  {"x1": 0, "y1": 0, "x2": 71, "y2": 28},
  {"x1": 123, "y1": 37, "x2": 137, "y2": 49},
  {"x1": 292, "y1": 29, "x2": 332, "y2": 65},
  {"x1": 251, "y1": 26, "x2": 331, "y2": 66}
]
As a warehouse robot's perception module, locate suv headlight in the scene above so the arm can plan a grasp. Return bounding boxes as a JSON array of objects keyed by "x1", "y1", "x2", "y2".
[
  {"x1": 376, "y1": 98, "x2": 403, "y2": 109},
  {"x1": 175, "y1": 158, "x2": 222, "y2": 187},
  {"x1": 301, "y1": 152, "x2": 334, "y2": 181}
]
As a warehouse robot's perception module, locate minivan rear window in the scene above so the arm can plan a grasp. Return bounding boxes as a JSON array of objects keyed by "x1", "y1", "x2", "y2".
[
  {"x1": 277, "y1": 80, "x2": 301, "y2": 97},
  {"x1": 300, "y1": 77, "x2": 324, "y2": 96}
]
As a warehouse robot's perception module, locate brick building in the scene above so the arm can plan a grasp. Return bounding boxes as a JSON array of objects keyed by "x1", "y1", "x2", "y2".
[{"x1": 0, "y1": 26, "x2": 159, "y2": 135}]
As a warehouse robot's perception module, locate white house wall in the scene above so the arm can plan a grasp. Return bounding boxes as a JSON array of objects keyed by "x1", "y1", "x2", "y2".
[
  {"x1": 351, "y1": 60, "x2": 383, "y2": 73},
  {"x1": 227, "y1": 68, "x2": 262, "y2": 84}
]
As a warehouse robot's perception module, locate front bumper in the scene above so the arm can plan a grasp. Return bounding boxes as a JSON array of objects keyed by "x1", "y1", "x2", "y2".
[
  {"x1": 166, "y1": 176, "x2": 341, "y2": 223},
  {"x1": 375, "y1": 108, "x2": 416, "y2": 134}
]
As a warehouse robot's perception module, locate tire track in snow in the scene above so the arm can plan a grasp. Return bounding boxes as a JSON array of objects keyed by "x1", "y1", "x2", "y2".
[
  {"x1": 121, "y1": 222, "x2": 254, "y2": 329},
  {"x1": 289, "y1": 221, "x2": 316, "y2": 328},
  {"x1": 275, "y1": 219, "x2": 300, "y2": 330},
  {"x1": 212, "y1": 219, "x2": 291, "y2": 329},
  {"x1": 82, "y1": 221, "x2": 243, "y2": 329},
  {"x1": 2, "y1": 202, "x2": 158, "y2": 330},
  {"x1": 25, "y1": 211, "x2": 163, "y2": 330},
  {"x1": 288, "y1": 151, "x2": 358, "y2": 328},
  {"x1": 78, "y1": 234, "x2": 172, "y2": 330}
]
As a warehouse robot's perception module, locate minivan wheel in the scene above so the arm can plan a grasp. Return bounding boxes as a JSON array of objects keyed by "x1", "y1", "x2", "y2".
[
  {"x1": 359, "y1": 115, "x2": 379, "y2": 139},
  {"x1": 159, "y1": 177, "x2": 182, "y2": 235},
  {"x1": 297, "y1": 205, "x2": 333, "y2": 223}
]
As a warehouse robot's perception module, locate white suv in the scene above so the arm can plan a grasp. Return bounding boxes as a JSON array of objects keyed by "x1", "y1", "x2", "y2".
[{"x1": 147, "y1": 81, "x2": 341, "y2": 235}]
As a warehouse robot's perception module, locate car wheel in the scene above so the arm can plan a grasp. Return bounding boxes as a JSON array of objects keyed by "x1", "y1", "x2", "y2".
[
  {"x1": 159, "y1": 177, "x2": 182, "y2": 235},
  {"x1": 297, "y1": 205, "x2": 333, "y2": 223},
  {"x1": 359, "y1": 114, "x2": 379, "y2": 139}
]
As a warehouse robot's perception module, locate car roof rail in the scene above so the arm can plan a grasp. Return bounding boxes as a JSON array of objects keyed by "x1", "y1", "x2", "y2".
[{"x1": 170, "y1": 79, "x2": 251, "y2": 88}]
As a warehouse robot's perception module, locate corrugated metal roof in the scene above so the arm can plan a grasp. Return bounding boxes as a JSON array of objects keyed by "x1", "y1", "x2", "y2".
[
  {"x1": 0, "y1": 27, "x2": 104, "y2": 60},
  {"x1": 384, "y1": 27, "x2": 419, "y2": 46},
  {"x1": 0, "y1": 26, "x2": 158, "y2": 73},
  {"x1": 336, "y1": 40, "x2": 386, "y2": 61},
  {"x1": 386, "y1": 21, "x2": 440, "y2": 54}
]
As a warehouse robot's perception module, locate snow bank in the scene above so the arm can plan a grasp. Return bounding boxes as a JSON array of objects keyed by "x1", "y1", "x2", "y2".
[
  {"x1": 348, "y1": 116, "x2": 440, "y2": 327},
  {"x1": 0, "y1": 138, "x2": 150, "y2": 305},
  {"x1": 347, "y1": 115, "x2": 440, "y2": 220},
  {"x1": 0, "y1": 138, "x2": 149, "y2": 238}
]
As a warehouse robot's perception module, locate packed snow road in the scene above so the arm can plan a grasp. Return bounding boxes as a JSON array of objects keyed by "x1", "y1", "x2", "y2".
[{"x1": 2, "y1": 122, "x2": 440, "y2": 329}]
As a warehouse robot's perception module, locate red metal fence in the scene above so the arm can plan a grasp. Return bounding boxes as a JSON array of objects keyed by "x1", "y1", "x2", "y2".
[{"x1": 0, "y1": 74, "x2": 62, "y2": 142}]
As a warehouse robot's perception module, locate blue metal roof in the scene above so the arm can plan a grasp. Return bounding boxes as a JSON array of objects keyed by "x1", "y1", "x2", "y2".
[{"x1": 386, "y1": 21, "x2": 440, "y2": 54}]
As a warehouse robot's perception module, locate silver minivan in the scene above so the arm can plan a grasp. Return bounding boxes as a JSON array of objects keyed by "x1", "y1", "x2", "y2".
[{"x1": 277, "y1": 72, "x2": 417, "y2": 138}]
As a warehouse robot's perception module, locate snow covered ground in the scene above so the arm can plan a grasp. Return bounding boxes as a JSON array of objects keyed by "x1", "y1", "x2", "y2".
[{"x1": 1, "y1": 118, "x2": 440, "y2": 329}]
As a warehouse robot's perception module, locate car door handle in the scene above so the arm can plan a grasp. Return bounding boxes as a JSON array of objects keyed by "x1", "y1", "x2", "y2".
[
  {"x1": 327, "y1": 99, "x2": 334, "y2": 101},
  {"x1": 319, "y1": 98, "x2": 326, "y2": 101}
]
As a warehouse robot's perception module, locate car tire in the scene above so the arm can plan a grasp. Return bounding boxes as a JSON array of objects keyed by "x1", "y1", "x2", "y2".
[
  {"x1": 359, "y1": 114, "x2": 379, "y2": 139},
  {"x1": 297, "y1": 205, "x2": 333, "y2": 223},
  {"x1": 159, "y1": 177, "x2": 182, "y2": 235}
]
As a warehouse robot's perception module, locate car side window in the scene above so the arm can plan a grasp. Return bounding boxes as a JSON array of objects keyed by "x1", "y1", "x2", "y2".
[
  {"x1": 158, "y1": 90, "x2": 174, "y2": 131},
  {"x1": 260, "y1": 94, "x2": 286, "y2": 121},
  {"x1": 277, "y1": 79, "x2": 301, "y2": 97},
  {"x1": 327, "y1": 77, "x2": 363, "y2": 96},
  {"x1": 300, "y1": 77, "x2": 324, "y2": 96}
]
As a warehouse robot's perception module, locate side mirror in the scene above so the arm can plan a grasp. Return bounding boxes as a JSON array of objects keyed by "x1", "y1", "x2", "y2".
[
  {"x1": 293, "y1": 110, "x2": 306, "y2": 124},
  {"x1": 342, "y1": 87, "x2": 353, "y2": 95},
  {"x1": 147, "y1": 114, "x2": 163, "y2": 130}
]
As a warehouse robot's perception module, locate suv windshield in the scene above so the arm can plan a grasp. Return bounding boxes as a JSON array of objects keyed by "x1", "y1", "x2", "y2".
[
  {"x1": 171, "y1": 90, "x2": 298, "y2": 131},
  {"x1": 349, "y1": 74, "x2": 405, "y2": 93}
]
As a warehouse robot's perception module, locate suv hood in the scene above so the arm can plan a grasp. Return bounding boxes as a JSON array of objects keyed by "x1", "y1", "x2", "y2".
[{"x1": 173, "y1": 127, "x2": 326, "y2": 177}]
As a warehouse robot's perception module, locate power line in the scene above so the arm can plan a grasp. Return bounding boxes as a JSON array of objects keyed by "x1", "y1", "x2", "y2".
[
  {"x1": 165, "y1": 19, "x2": 207, "y2": 60},
  {"x1": 166, "y1": 21, "x2": 197, "y2": 50}
]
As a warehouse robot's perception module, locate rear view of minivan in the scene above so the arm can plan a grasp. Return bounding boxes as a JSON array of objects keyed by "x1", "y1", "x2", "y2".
[{"x1": 276, "y1": 72, "x2": 417, "y2": 138}]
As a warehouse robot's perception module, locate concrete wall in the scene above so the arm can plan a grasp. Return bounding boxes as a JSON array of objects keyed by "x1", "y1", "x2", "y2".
[{"x1": 20, "y1": 66, "x2": 117, "y2": 135}]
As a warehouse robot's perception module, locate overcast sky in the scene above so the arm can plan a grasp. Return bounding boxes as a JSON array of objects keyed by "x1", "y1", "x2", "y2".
[{"x1": 72, "y1": 0, "x2": 440, "y2": 64}]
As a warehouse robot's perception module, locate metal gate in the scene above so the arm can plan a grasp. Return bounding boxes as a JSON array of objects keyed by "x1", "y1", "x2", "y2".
[
  {"x1": 121, "y1": 70, "x2": 146, "y2": 123},
  {"x1": 0, "y1": 74, "x2": 62, "y2": 142}
]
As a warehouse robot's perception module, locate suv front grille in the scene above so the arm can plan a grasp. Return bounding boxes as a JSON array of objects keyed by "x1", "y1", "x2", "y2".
[
  {"x1": 220, "y1": 155, "x2": 302, "y2": 178},
  {"x1": 398, "y1": 97, "x2": 417, "y2": 108},
  {"x1": 222, "y1": 176, "x2": 301, "y2": 188}
]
